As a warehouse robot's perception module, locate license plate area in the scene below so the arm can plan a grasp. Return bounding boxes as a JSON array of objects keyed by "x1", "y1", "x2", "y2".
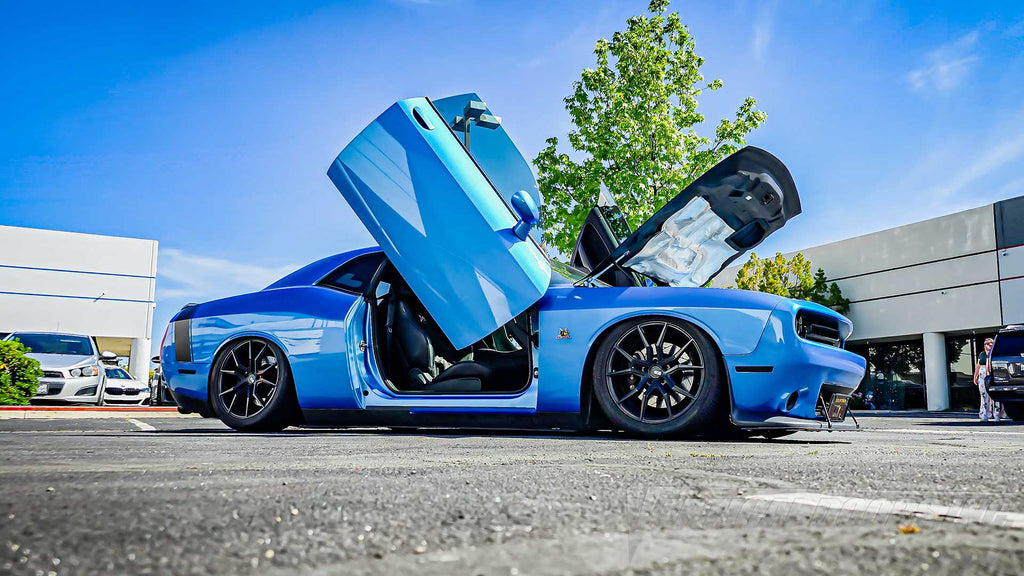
[{"x1": 827, "y1": 393, "x2": 850, "y2": 422}]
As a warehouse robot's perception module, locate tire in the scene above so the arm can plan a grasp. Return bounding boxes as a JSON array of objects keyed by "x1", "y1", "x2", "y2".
[
  {"x1": 1004, "y1": 402, "x2": 1024, "y2": 422},
  {"x1": 209, "y1": 338, "x2": 295, "y2": 432},
  {"x1": 592, "y1": 317, "x2": 726, "y2": 437}
]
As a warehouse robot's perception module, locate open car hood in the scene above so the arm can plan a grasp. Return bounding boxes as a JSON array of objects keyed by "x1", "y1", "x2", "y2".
[{"x1": 584, "y1": 146, "x2": 800, "y2": 287}]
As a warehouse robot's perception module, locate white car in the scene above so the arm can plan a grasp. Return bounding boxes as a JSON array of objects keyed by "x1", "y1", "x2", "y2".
[
  {"x1": 3, "y1": 332, "x2": 112, "y2": 405},
  {"x1": 102, "y1": 366, "x2": 150, "y2": 405}
]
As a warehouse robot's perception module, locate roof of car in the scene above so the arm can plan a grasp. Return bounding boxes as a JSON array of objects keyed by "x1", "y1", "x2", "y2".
[
  {"x1": 6, "y1": 331, "x2": 92, "y2": 338},
  {"x1": 998, "y1": 324, "x2": 1024, "y2": 333},
  {"x1": 264, "y1": 247, "x2": 382, "y2": 290}
]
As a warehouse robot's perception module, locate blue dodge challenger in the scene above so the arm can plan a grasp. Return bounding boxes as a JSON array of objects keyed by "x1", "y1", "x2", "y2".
[{"x1": 161, "y1": 93, "x2": 866, "y2": 437}]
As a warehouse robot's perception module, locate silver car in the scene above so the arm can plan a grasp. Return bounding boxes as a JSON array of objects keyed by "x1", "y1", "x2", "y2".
[{"x1": 3, "y1": 332, "x2": 111, "y2": 405}]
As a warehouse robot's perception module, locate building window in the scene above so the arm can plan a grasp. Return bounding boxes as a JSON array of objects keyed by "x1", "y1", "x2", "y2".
[
  {"x1": 849, "y1": 339, "x2": 926, "y2": 410},
  {"x1": 947, "y1": 337, "x2": 977, "y2": 411}
]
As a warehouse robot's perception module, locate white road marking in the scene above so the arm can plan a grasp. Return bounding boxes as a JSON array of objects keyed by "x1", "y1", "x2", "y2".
[
  {"x1": 866, "y1": 427, "x2": 1024, "y2": 436},
  {"x1": 746, "y1": 492, "x2": 1024, "y2": 529},
  {"x1": 127, "y1": 418, "x2": 156, "y2": 432}
]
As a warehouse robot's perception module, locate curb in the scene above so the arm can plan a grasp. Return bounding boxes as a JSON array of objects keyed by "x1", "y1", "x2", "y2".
[{"x1": 0, "y1": 406, "x2": 179, "y2": 412}]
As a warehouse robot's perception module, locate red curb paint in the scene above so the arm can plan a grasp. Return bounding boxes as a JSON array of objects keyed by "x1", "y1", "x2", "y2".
[{"x1": 0, "y1": 406, "x2": 179, "y2": 412}]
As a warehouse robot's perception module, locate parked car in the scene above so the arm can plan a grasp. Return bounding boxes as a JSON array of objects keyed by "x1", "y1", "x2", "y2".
[
  {"x1": 101, "y1": 366, "x2": 150, "y2": 405},
  {"x1": 2, "y1": 332, "x2": 113, "y2": 405},
  {"x1": 989, "y1": 325, "x2": 1024, "y2": 421},
  {"x1": 160, "y1": 94, "x2": 866, "y2": 437},
  {"x1": 148, "y1": 355, "x2": 175, "y2": 406}
]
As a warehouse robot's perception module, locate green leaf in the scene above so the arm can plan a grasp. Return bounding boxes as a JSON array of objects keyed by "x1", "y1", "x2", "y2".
[{"x1": 532, "y1": 0, "x2": 766, "y2": 255}]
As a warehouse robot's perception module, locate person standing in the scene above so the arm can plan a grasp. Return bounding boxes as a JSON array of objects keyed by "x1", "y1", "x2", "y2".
[{"x1": 974, "y1": 338, "x2": 1002, "y2": 421}]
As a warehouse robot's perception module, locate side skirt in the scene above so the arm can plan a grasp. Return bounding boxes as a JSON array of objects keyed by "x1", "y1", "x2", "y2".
[{"x1": 300, "y1": 409, "x2": 584, "y2": 430}]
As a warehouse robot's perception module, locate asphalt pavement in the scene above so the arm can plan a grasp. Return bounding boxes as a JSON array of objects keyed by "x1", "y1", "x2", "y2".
[{"x1": 1, "y1": 411, "x2": 1023, "y2": 575}]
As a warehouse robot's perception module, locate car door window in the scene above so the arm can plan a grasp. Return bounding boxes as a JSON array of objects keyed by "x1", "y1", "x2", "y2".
[{"x1": 318, "y1": 253, "x2": 386, "y2": 295}]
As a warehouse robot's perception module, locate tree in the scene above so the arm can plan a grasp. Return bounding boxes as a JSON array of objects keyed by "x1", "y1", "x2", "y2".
[
  {"x1": 534, "y1": 0, "x2": 767, "y2": 255},
  {"x1": 733, "y1": 252, "x2": 850, "y2": 314},
  {"x1": 0, "y1": 339, "x2": 43, "y2": 406}
]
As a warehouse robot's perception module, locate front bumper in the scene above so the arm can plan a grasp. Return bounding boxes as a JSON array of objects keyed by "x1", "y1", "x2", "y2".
[
  {"x1": 31, "y1": 375, "x2": 103, "y2": 404},
  {"x1": 727, "y1": 306, "x2": 866, "y2": 431},
  {"x1": 989, "y1": 384, "x2": 1024, "y2": 402},
  {"x1": 103, "y1": 385, "x2": 150, "y2": 405}
]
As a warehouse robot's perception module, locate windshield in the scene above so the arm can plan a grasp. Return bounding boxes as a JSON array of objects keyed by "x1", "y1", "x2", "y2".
[
  {"x1": 105, "y1": 368, "x2": 131, "y2": 379},
  {"x1": 11, "y1": 333, "x2": 93, "y2": 355},
  {"x1": 992, "y1": 333, "x2": 1024, "y2": 359},
  {"x1": 550, "y1": 259, "x2": 609, "y2": 286}
]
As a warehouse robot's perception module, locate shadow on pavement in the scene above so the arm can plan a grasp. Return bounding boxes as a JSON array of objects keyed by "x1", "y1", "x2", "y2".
[{"x1": 142, "y1": 425, "x2": 850, "y2": 444}]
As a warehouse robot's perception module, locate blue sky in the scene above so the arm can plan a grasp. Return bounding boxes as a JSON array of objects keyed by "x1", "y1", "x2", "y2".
[{"x1": 2, "y1": 0, "x2": 1023, "y2": 342}]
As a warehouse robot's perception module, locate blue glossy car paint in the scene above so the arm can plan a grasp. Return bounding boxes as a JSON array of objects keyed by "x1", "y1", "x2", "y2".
[
  {"x1": 161, "y1": 94, "x2": 867, "y2": 433},
  {"x1": 534, "y1": 285, "x2": 783, "y2": 413},
  {"x1": 163, "y1": 247, "x2": 867, "y2": 430},
  {"x1": 326, "y1": 98, "x2": 550, "y2": 350}
]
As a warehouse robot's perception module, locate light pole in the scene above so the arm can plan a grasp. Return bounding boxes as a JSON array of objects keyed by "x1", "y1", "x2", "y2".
[{"x1": 450, "y1": 100, "x2": 501, "y2": 155}]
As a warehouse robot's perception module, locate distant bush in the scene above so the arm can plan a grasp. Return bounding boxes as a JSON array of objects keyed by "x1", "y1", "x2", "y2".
[{"x1": 0, "y1": 339, "x2": 43, "y2": 405}]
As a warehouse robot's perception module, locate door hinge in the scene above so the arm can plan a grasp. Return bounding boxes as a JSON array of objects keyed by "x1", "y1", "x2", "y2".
[{"x1": 358, "y1": 340, "x2": 367, "y2": 352}]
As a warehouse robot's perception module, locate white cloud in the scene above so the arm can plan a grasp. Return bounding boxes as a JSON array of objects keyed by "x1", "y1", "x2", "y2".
[
  {"x1": 907, "y1": 31, "x2": 980, "y2": 93},
  {"x1": 751, "y1": 1, "x2": 777, "y2": 61},
  {"x1": 934, "y1": 129, "x2": 1024, "y2": 199},
  {"x1": 157, "y1": 248, "x2": 298, "y2": 302},
  {"x1": 1004, "y1": 19, "x2": 1024, "y2": 38},
  {"x1": 865, "y1": 106, "x2": 1024, "y2": 223}
]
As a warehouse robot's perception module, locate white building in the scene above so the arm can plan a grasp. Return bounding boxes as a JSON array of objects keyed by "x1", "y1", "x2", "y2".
[
  {"x1": 0, "y1": 225, "x2": 158, "y2": 383},
  {"x1": 716, "y1": 195, "x2": 1024, "y2": 412}
]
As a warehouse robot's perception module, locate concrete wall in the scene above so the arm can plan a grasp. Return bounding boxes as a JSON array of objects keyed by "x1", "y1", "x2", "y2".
[
  {"x1": 0, "y1": 225, "x2": 157, "y2": 382},
  {"x1": 716, "y1": 205, "x2": 1006, "y2": 341},
  {"x1": 998, "y1": 245, "x2": 1024, "y2": 325}
]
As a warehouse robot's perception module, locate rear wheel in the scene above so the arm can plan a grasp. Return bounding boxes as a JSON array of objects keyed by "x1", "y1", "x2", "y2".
[
  {"x1": 1004, "y1": 402, "x2": 1024, "y2": 422},
  {"x1": 210, "y1": 338, "x2": 295, "y2": 432},
  {"x1": 592, "y1": 318, "x2": 725, "y2": 437}
]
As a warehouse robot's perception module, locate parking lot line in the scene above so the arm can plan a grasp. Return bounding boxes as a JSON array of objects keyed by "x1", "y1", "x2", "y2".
[
  {"x1": 127, "y1": 418, "x2": 156, "y2": 431},
  {"x1": 866, "y1": 427, "x2": 1024, "y2": 436},
  {"x1": 745, "y1": 492, "x2": 1024, "y2": 529}
]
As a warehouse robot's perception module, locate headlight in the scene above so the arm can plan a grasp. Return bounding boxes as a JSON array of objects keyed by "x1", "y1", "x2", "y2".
[{"x1": 70, "y1": 365, "x2": 99, "y2": 378}]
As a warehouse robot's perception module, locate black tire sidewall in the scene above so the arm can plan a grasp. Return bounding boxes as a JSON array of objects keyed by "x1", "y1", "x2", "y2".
[
  {"x1": 210, "y1": 339, "x2": 294, "y2": 432},
  {"x1": 1004, "y1": 402, "x2": 1024, "y2": 422},
  {"x1": 592, "y1": 317, "x2": 725, "y2": 437}
]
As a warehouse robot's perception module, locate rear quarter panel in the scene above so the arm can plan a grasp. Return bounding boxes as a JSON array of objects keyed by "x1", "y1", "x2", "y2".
[{"x1": 164, "y1": 285, "x2": 362, "y2": 410}]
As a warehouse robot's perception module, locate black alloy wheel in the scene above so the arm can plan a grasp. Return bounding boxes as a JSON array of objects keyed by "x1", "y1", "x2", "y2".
[
  {"x1": 592, "y1": 318, "x2": 725, "y2": 437},
  {"x1": 210, "y1": 338, "x2": 294, "y2": 431}
]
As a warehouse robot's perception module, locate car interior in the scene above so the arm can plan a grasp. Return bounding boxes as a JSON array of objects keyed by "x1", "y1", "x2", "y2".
[{"x1": 358, "y1": 257, "x2": 534, "y2": 394}]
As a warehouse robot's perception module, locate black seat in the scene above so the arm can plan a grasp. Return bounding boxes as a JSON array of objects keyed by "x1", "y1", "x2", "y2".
[{"x1": 386, "y1": 296, "x2": 488, "y2": 392}]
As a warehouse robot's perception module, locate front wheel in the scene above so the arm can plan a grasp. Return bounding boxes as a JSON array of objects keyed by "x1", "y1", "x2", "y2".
[
  {"x1": 210, "y1": 338, "x2": 295, "y2": 432},
  {"x1": 592, "y1": 318, "x2": 726, "y2": 437}
]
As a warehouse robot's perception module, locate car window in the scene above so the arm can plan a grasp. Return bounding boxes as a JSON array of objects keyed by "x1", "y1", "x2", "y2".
[
  {"x1": 549, "y1": 260, "x2": 609, "y2": 287},
  {"x1": 9, "y1": 333, "x2": 93, "y2": 355},
  {"x1": 105, "y1": 368, "x2": 131, "y2": 379},
  {"x1": 318, "y1": 253, "x2": 386, "y2": 295},
  {"x1": 992, "y1": 333, "x2": 1024, "y2": 359}
]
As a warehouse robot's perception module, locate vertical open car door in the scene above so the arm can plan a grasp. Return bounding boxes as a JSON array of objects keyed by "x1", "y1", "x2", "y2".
[{"x1": 327, "y1": 97, "x2": 550, "y2": 350}]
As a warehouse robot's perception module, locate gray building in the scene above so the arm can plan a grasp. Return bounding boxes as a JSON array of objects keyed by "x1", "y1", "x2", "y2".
[
  {"x1": 0, "y1": 225, "x2": 158, "y2": 383},
  {"x1": 716, "y1": 195, "x2": 1024, "y2": 411}
]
